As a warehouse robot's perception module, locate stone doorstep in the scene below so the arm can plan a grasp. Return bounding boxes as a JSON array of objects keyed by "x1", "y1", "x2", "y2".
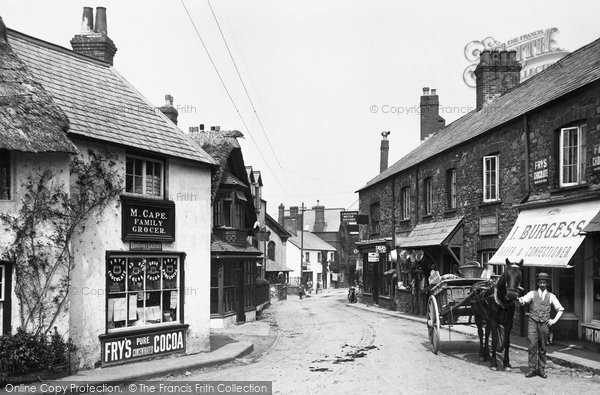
[
  {"x1": 346, "y1": 303, "x2": 600, "y2": 375},
  {"x1": 57, "y1": 341, "x2": 253, "y2": 385}
]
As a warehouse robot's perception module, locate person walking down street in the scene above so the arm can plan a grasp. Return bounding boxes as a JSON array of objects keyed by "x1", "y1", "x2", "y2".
[
  {"x1": 518, "y1": 272, "x2": 564, "y2": 379},
  {"x1": 316, "y1": 280, "x2": 322, "y2": 294},
  {"x1": 307, "y1": 280, "x2": 313, "y2": 294}
]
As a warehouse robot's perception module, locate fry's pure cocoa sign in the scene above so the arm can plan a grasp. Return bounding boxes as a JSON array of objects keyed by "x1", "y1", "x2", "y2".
[
  {"x1": 463, "y1": 28, "x2": 570, "y2": 88},
  {"x1": 489, "y1": 201, "x2": 599, "y2": 267}
]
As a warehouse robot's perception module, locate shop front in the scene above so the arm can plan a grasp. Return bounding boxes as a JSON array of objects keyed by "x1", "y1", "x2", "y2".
[
  {"x1": 356, "y1": 238, "x2": 394, "y2": 309},
  {"x1": 395, "y1": 217, "x2": 464, "y2": 316},
  {"x1": 489, "y1": 200, "x2": 600, "y2": 345}
]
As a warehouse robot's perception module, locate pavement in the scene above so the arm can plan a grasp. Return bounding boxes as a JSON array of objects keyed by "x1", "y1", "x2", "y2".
[{"x1": 346, "y1": 301, "x2": 600, "y2": 375}]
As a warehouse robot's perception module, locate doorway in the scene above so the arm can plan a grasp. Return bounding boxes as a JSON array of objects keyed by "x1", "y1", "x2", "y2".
[{"x1": 0, "y1": 262, "x2": 12, "y2": 334}]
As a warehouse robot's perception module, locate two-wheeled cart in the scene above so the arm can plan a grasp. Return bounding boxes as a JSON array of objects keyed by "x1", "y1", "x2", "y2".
[{"x1": 426, "y1": 262, "x2": 490, "y2": 354}]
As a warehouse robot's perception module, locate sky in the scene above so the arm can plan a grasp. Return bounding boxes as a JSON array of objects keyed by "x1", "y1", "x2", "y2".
[{"x1": 2, "y1": 1, "x2": 600, "y2": 217}]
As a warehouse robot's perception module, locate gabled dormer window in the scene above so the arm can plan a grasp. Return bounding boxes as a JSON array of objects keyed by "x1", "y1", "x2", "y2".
[
  {"x1": 126, "y1": 156, "x2": 164, "y2": 198},
  {"x1": 213, "y1": 189, "x2": 248, "y2": 229}
]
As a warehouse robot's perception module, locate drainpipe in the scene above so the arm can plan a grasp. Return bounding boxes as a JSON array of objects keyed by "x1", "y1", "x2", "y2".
[{"x1": 521, "y1": 114, "x2": 530, "y2": 336}]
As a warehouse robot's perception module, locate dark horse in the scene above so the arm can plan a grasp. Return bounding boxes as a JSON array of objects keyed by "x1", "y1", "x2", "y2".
[{"x1": 471, "y1": 258, "x2": 523, "y2": 370}]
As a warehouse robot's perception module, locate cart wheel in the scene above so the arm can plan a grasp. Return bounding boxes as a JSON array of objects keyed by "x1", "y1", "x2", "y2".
[{"x1": 427, "y1": 295, "x2": 440, "y2": 354}]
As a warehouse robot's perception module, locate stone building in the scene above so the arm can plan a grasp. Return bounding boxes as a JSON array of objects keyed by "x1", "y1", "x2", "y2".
[{"x1": 357, "y1": 39, "x2": 600, "y2": 345}]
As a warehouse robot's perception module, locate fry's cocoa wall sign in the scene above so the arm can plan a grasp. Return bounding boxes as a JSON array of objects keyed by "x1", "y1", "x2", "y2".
[{"x1": 122, "y1": 196, "x2": 175, "y2": 242}]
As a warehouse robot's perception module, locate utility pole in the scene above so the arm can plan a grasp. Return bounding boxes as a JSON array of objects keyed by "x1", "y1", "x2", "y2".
[{"x1": 299, "y1": 202, "x2": 305, "y2": 285}]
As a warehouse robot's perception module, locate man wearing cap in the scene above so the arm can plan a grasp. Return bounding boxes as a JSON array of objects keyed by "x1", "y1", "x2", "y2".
[{"x1": 518, "y1": 272, "x2": 564, "y2": 378}]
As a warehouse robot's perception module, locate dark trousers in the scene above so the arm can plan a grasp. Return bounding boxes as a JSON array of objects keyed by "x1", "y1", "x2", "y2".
[{"x1": 527, "y1": 318, "x2": 549, "y2": 372}]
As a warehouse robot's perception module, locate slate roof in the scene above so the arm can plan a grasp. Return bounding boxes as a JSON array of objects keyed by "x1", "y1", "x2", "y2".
[
  {"x1": 396, "y1": 217, "x2": 463, "y2": 248},
  {"x1": 582, "y1": 211, "x2": 600, "y2": 233},
  {"x1": 359, "y1": 37, "x2": 600, "y2": 191},
  {"x1": 288, "y1": 231, "x2": 336, "y2": 251},
  {"x1": 211, "y1": 236, "x2": 262, "y2": 255},
  {"x1": 0, "y1": 19, "x2": 75, "y2": 153},
  {"x1": 266, "y1": 213, "x2": 292, "y2": 239},
  {"x1": 265, "y1": 259, "x2": 294, "y2": 272},
  {"x1": 6, "y1": 28, "x2": 214, "y2": 164}
]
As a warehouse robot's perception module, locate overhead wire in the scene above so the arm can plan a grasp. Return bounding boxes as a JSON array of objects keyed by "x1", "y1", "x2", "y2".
[
  {"x1": 179, "y1": 0, "x2": 289, "y2": 194},
  {"x1": 206, "y1": 0, "x2": 296, "y2": 195}
]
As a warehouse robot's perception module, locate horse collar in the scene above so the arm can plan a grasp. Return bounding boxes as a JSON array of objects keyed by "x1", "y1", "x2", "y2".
[{"x1": 493, "y1": 286, "x2": 510, "y2": 309}]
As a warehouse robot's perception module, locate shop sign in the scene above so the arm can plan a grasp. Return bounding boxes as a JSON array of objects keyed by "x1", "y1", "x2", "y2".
[
  {"x1": 533, "y1": 158, "x2": 549, "y2": 185},
  {"x1": 593, "y1": 144, "x2": 600, "y2": 171},
  {"x1": 368, "y1": 252, "x2": 379, "y2": 262},
  {"x1": 101, "y1": 326, "x2": 185, "y2": 365},
  {"x1": 479, "y1": 214, "x2": 499, "y2": 236},
  {"x1": 584, "y1": 326, "x2": 600, "y2": 344},
  {"x1": 340, "y1": 211, "x2": 358, "y2": 224},
  {"x1": 122, "y1": 197, "x2": 175, "y2": 242},
  {"x1": 129, "y1": 241, "x2": 163, "y2": 251},
  {"x1": 375, "y1": 245, "x2": 387, "y2": 253}
]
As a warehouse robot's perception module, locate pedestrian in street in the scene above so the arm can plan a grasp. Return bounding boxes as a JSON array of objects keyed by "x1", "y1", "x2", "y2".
[
  {"x1": 316, "y1": 280, "x2": 322, "y2": 294},
  {"x1": 518, "y1": 272, "x2": 564, "y2": 379}
]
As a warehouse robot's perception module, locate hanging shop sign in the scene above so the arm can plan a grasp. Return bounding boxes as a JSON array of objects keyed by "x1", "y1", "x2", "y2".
[
  {"x1": 582, "y1": 324, "x2": 600, "y2": 345},
  {"x1": 100, "y1": 325, "x2": 187, "y2": 366},
  {"x1": 368, "y1": 252, "x2": 379, "y2": 262},
  {"x1": 122, "y1": 196, "x2": 175, "y2": 242},
  {"x1": 375, "y1": 245, "x2": 387, "y2": 253},
  {"x1": 479, "y1": 214, "x2": 499, "y2": 236}
]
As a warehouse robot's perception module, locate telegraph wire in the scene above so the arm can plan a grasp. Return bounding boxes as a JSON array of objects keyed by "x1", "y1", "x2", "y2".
[
  {"x1": 179, "y1": 0, "x2": 289, "y2": 194},
  {"x1": 206, "y1": 0, "x2": 296, "y2": 195}
]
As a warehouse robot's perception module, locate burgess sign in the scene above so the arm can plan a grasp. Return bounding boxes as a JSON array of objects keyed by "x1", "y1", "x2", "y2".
[
  {"x1": 100, "y1": 326, "x2": 186, "y2": 365},
  {"x1": 121, "y1": 196, "x2": 175, "y2": 242}
]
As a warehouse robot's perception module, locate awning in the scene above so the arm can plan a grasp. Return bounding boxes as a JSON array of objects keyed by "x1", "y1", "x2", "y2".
[
  {"x1": 488, "y1": 201, "x2": 600, "y2": 267},
  {"x1": 582, "y1": 211, "x2": 600, "y2": 233},
  {"x1": 396, "y1": 217, "x2": 463, "y2": 248}
]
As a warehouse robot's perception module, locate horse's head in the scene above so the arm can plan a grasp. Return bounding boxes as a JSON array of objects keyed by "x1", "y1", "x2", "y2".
[{"x1": 500, "y1": 258, "x2": 524, "y2": 302}]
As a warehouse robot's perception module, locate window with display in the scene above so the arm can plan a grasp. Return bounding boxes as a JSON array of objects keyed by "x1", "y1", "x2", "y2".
[{"x1": 106, "y1": 255, "x2": 180, "y2": 331}]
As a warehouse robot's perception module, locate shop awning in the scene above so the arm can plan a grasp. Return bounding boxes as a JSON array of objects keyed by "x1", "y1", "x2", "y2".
[
  {"x1": 396, "y1": 217, "x2": 463, "y2": 248},
  {"x1": 488, "y1": 201, "x2": 600, "y2": 267}
]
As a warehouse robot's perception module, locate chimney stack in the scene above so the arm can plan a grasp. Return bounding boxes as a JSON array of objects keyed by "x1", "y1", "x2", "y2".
[
  {"x1": 159, "y1": 94, "x2": 179, "y2": 125},
  {"x1": 313, "y1": 200, "x2": 326, "y2": 232},
  {"x1": 189, "y1": 126, "x2": 199, "y2": 133},
  {"x1": 420, "y1": 87, "x2": 445, "y2": 141},
  {"x1": 475, "y1": 50, "x2": 521, "y2": 111},
  {"x1": 380, "y1": 131, "x2": 390, "y2": 173},
  {"x1": 71, "y1": 7, "x2": 117, "y2": 65},
  {"x1": 278, "y1": 203, "x2": 285, "y2": 225}
]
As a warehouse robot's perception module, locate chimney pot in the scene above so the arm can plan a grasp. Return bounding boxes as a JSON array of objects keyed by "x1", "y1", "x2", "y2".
[
  {"x1": 95, "y1": 7, "x2": 108, "y2": 35},
  {"x1": 431, "y1": 89, "x2": 437, "y2": 96},
  {"x1": 480, "y1": 50, "x2": 491, "y2": 63},
  {"x1": 165, "y1": 94, "x2": 173, "y2": 107},
  {"x1": 199, "y1": 124, "x2": 204, "y2": 131},
  {"x1": 81, "y1": 7, "x2": 94, "y2": 33},
  {"x1": 420, "y1": 87, "x2": 445, "y2": 141},
  {"x1": 422, "y1": 87, "x2": 430, "y2": 95},
  {"x1": 380, "y1": 132, "x2": 390, "y2": 172},
  {"x1": 189, "y1": 126, "x2": 199, "y2": 133},
  {"x1": 158, "y1": 94, "x2": 178, "y2": 125}
]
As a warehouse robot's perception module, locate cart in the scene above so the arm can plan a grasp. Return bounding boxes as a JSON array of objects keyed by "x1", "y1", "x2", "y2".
[{"x1": 426, "y1": 262, "x2": 490, "y2": 354}]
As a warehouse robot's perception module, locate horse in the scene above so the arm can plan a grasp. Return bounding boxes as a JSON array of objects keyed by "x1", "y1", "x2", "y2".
[{"x1": 471, "y1": 258, "x2": 523, "y2": 371}]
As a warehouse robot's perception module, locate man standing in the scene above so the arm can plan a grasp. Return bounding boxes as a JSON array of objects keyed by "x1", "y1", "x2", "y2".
[{"x1": 518, "y1": 272, "x2": 564, "y2": 379}]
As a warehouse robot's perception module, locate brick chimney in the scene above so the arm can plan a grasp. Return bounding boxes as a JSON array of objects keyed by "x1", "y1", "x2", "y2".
[
  {"x1": 475, "y1": 50, "x2": 521, "y2": 111},
  {"x1": 380, "y1": 131, "x2": 390, "y2": 173},
  {"x1": 278, "y1": 203, "x2": 285, "y2": 225},
  {"x1": 159, "y1": 94, "x2": 178, "y2": 125},
  {"x1": 420, "y1": 87, "x2": 445, "y2": 141},
  {"x1": 313, "y1": 200, "x2": 325, "y2": 232},
  {"x1": 71, "y1": 7, "x2": 117, "y2": 65}
]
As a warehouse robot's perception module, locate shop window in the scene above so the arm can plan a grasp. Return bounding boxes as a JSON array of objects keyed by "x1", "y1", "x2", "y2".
[
  {"x1": 481, "y1": 250, "x2": 503, "y2": 277},
  {"x1": 401, "y1": 187, "x2": 410, "y2": 220},
  {"x1": 125, "y1": 156, "x2": 163, "y2": 197},
  {"x1": 559, "y1": 125, "x2": 587, "y2": 187},
  {"x1": 106, "y1": 256, "x2": 180, "y2": 331},
  {"x1": 483, "y1": 155, "x2": 499, "y2": 202},
  {"x1": 370, "y1": 202, "x2": 380, "y2": 235},
  {"x1": 0, "y1": 150, "x2": 11, "y2": 200},
  {"x1": 424, "y1": 178, "x2": 433, "y2": 215},
  {"x1": 447, "y1": 169, "x2": 457, "y2": 209},
  {"x1": 267, "y1": 241, "x2": 276, "y2": 261}
]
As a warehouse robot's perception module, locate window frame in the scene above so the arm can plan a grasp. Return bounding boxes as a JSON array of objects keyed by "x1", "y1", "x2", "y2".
[
  {"x1": 125, "y1": 155, "x2": 165, "y2": 198},
  {"x1": 482, "y1": 155, "x2": 500, "y2": 202},
  {"x1": 447, "y1": 169, "x2": 457, "y2": 209},
  {"x1": 424, "y1": 177, "x2": 433, "y2": 215},
  {"x1": 559, "y1": 125, "x2": 587, "y2": 187},
  {"x1": 480, "y1": 250, "x2": 503, "y2": 277},
  {"x1": 370, "y1": 202, "x2": 380, "y2": 235},
  {"x1": 401, "y1": 187, "x2": 411, "y2": 220},
  {"x1": 106, "y1": 254, "x2": 182, "y2": 334},
  {"x1": 267, "y1": 241, "x2": 276, "y2": 261},
  {"x1": 0, "y1": 150, "x2": 12, "y2": 201}
]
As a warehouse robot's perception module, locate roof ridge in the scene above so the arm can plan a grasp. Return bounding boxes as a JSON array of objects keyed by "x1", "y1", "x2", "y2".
[{"x1": 7, "y1": 28, "x2": 111, "y2": 68}]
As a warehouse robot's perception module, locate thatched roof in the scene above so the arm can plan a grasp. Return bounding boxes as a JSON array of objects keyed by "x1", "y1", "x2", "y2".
[{"x1": 0, "y1": 17, "x2": 75, "y2": 153}]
